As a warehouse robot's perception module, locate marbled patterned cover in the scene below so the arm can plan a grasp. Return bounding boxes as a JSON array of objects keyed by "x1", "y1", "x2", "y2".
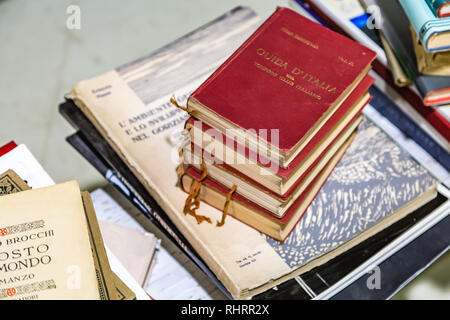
[{"x1": 265, "y1": 119, "x2": 437, "y2": 268}]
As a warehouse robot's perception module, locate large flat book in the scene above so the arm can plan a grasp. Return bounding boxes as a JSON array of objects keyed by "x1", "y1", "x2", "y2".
[
  {"x1": 66, "y1": 7, "x2": 437, "y2": 299},
  {"x1": 0, "y1": 181, "x2": 101, "y2": 300},
  {"x1": 187, "y1": 7, "x2": 376, "y2": 168}
]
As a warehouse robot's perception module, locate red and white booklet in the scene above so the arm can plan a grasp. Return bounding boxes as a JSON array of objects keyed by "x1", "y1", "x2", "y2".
[{"x1": 0, "y1": 141, "x2": 17, "y2": 157}]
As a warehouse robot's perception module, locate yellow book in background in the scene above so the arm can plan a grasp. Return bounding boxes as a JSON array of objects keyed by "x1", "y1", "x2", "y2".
[{"x1": 411, "y1": 25, "x2": 450, "y2": 76}]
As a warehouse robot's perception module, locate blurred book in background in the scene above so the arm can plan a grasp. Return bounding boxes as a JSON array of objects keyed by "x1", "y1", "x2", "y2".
[
  {"x1": 60, "y1": 6, "x2": 449, "y2": 299},
  {"x1": 291, "y1": 0, "x2": 450, "y2": 180},
  {"x1": 0, "y1": 142, "x2": 149, "y2": 300}
]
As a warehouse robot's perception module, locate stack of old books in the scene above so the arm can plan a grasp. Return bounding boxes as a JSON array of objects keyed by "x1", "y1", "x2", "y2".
[
  {"x1": 177, "y1": 7, "x2": 376, "y2": 241},
  {"x1": 60, "y1": 6, "x2": 444, "y2": 299}
]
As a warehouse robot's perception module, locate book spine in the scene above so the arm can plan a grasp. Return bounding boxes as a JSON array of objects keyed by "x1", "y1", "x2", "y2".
[
  {"x1": 0, "y1": 141, "x2": 17, "y2": 157},
  {"x1": 368, "y1": 86, "x2": 450, "y2": 171},
  {"x1": 399, "y1": 0, "x2": 444, "y2": 51}
]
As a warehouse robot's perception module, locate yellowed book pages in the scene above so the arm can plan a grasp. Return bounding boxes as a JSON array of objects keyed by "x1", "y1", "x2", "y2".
[
  {"x1": 0, "y1": 170, "x2": 31, "y2": 195},
  {"x1": 0, "y1": 181, "x2": 100, "y2": 300},
  {"x1": 80, "y1": 191, "x2": 119, "y2": 300}
]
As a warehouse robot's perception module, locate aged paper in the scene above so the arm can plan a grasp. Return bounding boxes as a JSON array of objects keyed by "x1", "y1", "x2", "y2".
[{"x1": 80, "y1": 191, "x2": 120, "y2": 300}]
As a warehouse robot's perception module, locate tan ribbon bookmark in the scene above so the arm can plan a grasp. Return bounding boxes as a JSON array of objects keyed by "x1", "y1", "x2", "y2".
[
  {"x1": 216, "y1": 185, "x2": 237, "y2": 227},
  {"x1": 183, "y1": 160, "x2": 212, "y2": 224},
  {"x1": 172, "y1": 95, "x2": 237, "y2": 227}
]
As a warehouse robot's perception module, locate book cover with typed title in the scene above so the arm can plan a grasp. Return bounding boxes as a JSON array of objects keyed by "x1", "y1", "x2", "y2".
[{"x1": 188, "y1": 7, "x2": 376, "y2": 159}]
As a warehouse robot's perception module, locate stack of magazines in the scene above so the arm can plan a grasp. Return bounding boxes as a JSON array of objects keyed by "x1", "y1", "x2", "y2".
[{"x1": 59, "y1": 6, "x2": 450, "y2": 299}]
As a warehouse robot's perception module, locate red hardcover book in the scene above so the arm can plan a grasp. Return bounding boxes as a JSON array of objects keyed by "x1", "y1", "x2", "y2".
[
  {"x1": 0, "y1": 141, "x2": 17, "y2": 157},
  {"x1": 188, "y1": 7, "x2": 376, "y2": 167}
]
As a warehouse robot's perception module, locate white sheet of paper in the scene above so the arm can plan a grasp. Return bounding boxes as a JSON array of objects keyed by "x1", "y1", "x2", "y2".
[{"x1": 90, "y1": 186, "x2": 227, "y2": 300}]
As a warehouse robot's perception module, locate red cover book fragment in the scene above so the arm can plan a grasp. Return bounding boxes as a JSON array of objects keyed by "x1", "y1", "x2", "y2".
[{"x1": 189, "y1": 7, "x2": 376, "y2": 152}]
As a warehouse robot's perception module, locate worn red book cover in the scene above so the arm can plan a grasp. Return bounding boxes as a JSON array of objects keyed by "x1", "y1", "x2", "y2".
[
  {"x1": 0, "y1": 141, "x2": 17, "y2": 157},
  {"x1": 189, "y1": 7, "x2": 376, "y2": 153},
  {"x1": 187, "y1": 75, "x2": 374, "y2": 183}
]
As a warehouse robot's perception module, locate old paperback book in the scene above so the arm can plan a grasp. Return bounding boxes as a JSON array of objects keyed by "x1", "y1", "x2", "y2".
[
  {"x1": 68, "y1": 9, "x2": 437, "y2": 299},
  {"x1": 0, "y1": 169, "x2": 134, "y2": 300},
  {"x1": 0, "y1": 181, "x2": 101, "y2": 300}
]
